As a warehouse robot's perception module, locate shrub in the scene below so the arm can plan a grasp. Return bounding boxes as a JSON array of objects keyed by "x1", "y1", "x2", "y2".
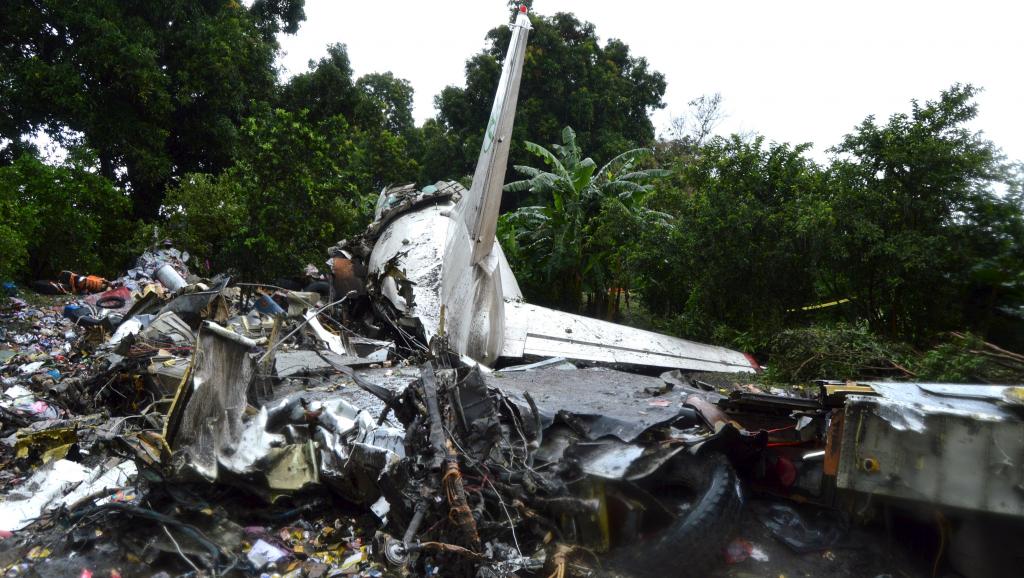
[
  {"x1": 0, "y1": 152, "x2": 134, "y2": 279},
  {"x1": 765, "y1": 322, "x2": 916, "y2": 383}
]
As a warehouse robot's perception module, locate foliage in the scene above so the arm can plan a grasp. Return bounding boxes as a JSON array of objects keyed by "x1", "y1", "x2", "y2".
[
  {"x1": 279, "y1": 44, "x2": 420, "y2": 192},
  {"x1": 825, "y1": 84, "x2": 1016, "y2": 341},
  {"x1": 499, "y1": 127, "x2": 668, "y2": 313},
  {"x1": 636, "y1": 135, "x2": 832, "y2": 343},
  {"x1": 0, "y1": 177, "x2": 31, "y2": 283},
  {"x1": 765, "y1": 323, "x2": 916, "y2": 384},
  {"x1": 916, "y1": 332, "x2": 1024, "y2": 384},
  {"x1": 161, "y1": 173, "x2": 247, "y2": 277},
  {"x1": 1, "y1": 0, "x2": 305, "y2": 218},
  {"x1": 415, "y1": 119, "x2": 465, "y2": 185},
  {"x1": 165, "y1": 108, "x2": 373, "y2": 279},
  {"x1": 428, "y1": 12, "x2": 666, "y2": 182},
  {"x1": 355, "y1": 72, "x2": 416, "y2": 137},
  {"x1": 279, "y1": 44, "x2": 360, "y2": 125},
  {"x1": 0, "y1": 151, "x2": 134, "y2": 279},
  {"x1": 765, "y1": 325, "x2": 1024, "y2": 384}
]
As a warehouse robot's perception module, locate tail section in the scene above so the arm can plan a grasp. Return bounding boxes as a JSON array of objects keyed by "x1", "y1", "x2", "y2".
[
  {"x1": 439, "y1": 6, "x2": 531, "y2": 363},
  {"x1": 458, "y1": 6, "x2": 531, "y2": 265}
]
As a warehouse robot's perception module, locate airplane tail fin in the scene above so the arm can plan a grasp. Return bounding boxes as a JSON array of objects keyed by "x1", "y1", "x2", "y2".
[{"x1": 457, "y1": 5, "x2": 531, "y2": 265}]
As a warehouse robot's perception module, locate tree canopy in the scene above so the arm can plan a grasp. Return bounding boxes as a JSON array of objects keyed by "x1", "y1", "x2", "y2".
[
  {"x1": 1, "y1": 0, "x2": 306, "y2": 218},
  {"x1": 426, "y1": 11, "x2": 666, "y2": 184}
]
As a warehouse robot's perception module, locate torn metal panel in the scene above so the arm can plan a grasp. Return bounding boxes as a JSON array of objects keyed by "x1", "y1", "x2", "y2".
[
  {"x1": 286, "y1": 291, "x2": 322, "y2": 317},
  {"x1": 273, "y1": 350, "x2": 370, "y2": 380},
  {"x1": 485, "y1": 366, "x2": 691, "y2": 442},
  {"x1": 263, "y1": 442, "x2": 319, "y2": 491},
  {"x1": 140, "y1": 311, "x2": 194, "y2": 346},
  {"x1": 348, "y1": 336, "x2": 395, "y2": 362},
  {"x1": 158, "y1": 280, "x2": 230, "y2": 327},
  {"x1": 367, "y1": 203, "x2": 449, "y2": 337},
  {"x1": 147, "y1": 356, "x2": 189, "y2": 396},
  {"x1": 835, "y1": 382, "x2": 1024, "y2": 516},
  {"x1": 851, "y1": 381, "x2": 1018, "y2": 432},
  {"x1": 167, "y1": 328, "x2": 257, "y2": 481},
  {"x1": 306, "y1": 310, "x2": 349, "y2": 355},
  {"x1": 567, "y1": 440, "x2": 688, "y2": 481},
  {"x1": 570, "y1": 441, "x2": 644, "y2": 479}
]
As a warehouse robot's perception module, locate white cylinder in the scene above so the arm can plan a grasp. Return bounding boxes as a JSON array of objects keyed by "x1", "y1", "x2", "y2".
[{"x1": 155, "y1": 263, "x2": 187, "y2": 292}]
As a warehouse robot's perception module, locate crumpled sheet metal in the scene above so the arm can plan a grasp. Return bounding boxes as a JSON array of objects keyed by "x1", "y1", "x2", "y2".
[
  {"x1": 568, "y1": 439, "x2": 688, "y2": 481},
  {"x1": 849, "y1": 381, "x2": 1020, "y2": 433},
  {"x1": 534, "y1": 426, "x2": 688, "y2": 481},
  {"x1": 167, "y1": 328, "x2": 403, "y2": 497},
  {"x1": 315, "y1": 398, "x2": 405, "y2": 504},
  {"x1": 167, "y1": 328, "x2": 256, "y2": 482}
]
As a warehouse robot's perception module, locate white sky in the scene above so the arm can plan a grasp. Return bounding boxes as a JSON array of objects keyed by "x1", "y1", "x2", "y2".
[{"x1": 277, "y1": 0, "x2": 1024, "y2": 163}]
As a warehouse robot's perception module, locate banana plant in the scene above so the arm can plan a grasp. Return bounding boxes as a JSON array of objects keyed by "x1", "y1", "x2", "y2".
[{"x1": 500, "y1": 126, "x2": 669, "y2": 312}]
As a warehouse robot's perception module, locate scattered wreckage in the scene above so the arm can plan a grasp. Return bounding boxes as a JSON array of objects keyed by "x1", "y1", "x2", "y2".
[
  {"x1": 2, "y1": 5, "x2": 1024, "y2": 578},
  {"x1": 0, "y1": 246, "x2": 752, "y2": 577},
  {"x1": 4, "y1": 249, "x2": 1023, "y2": 577}
]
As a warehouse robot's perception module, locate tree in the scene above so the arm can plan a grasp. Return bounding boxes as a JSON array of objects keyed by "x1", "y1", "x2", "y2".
[
  {"x1": 414, "y1": 119, "x2": 465, "y2": 185},
  {"x1": 665, "y1": 93, "x2": 725, "y2": 148},
  {"x1": 355, "y1": 72, "x2": 416, "y2": 137},
  {"x1": 826, "y1": 84, "x2": 1018, "y2": 341},
  {"x1": 427, "y1": 12, "x2": 666, "y2": 184},
  {"x1": 279, "y1": 43, "x2": 360, "y2": 125},
  {"x1": 164, "y1": 107, "x2": 375, "y2": 279},
  {"x1": 0, "y1": 170, "x2": 33, "y2": 282},
  {"x1": 499, "y1": 127, "x2": 668, "y2": 314},
  {"x1": 658, "y1": 93, "x2": 727, "y2": 184},
  {"x1": 1, "y1": 0, "x2": 305, "y2": 219},
  {"x1": 636, "y1": 135, "x2": 831, "y2": 343},
  {"x1": 0, "y1": 150, "x2": 135, "y2": 279},
  {"x1": 280, "y1": 45, "x2": 419, "y2": 192}
]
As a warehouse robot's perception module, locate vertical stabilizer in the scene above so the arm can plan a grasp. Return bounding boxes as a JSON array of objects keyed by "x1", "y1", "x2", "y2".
[{"x1": 460, "y1": 6, "x2": 531, "y2": 264}]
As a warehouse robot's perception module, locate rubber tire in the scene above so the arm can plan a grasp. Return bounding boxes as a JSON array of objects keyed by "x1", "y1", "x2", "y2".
[
  {"x1": 96, "y1": 295, "x2": 127, "y2": 309},
  {"x1": 608, "y1": 452, "x2": 743, "y2": 578}
]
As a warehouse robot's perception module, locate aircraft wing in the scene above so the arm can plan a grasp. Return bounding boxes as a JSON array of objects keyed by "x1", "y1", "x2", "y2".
[{"x1": 501, "y1": 301, "x2": 758, "y2": 373}]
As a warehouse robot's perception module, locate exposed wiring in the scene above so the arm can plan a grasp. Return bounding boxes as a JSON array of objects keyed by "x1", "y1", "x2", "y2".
[
  {"x1": 932, "y1": 510, "x2": 948, "y2": 578},
  {"x1": 163, "y1": 524, "x2": 203, "y2": 576}
]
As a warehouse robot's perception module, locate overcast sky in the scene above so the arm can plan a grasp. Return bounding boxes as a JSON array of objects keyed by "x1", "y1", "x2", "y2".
[{"x1": 277, "y1": 0, "x2": 1023, "y2": 164}]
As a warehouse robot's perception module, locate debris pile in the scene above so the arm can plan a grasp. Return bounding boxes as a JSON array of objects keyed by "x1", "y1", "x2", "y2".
[
  {"x1": 2, "y1": 237, "x2": 1023, "y2": 578},
  {"x1": 0, "y1": 246, "x2": 731, "y2": 577}
]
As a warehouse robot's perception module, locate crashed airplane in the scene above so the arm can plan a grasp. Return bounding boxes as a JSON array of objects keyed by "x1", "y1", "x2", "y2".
[
  {"x1": 6, "y1": 5, "x2": 1022, "y2": 578},
  {"x1": 330, "y1": 4, "x2": 757, "y2": 375}
]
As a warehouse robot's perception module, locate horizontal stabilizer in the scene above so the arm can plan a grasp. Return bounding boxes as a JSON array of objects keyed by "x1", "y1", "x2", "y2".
[{"x1": 502, "y1": 301, "x2": 757, "y2": 373}]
